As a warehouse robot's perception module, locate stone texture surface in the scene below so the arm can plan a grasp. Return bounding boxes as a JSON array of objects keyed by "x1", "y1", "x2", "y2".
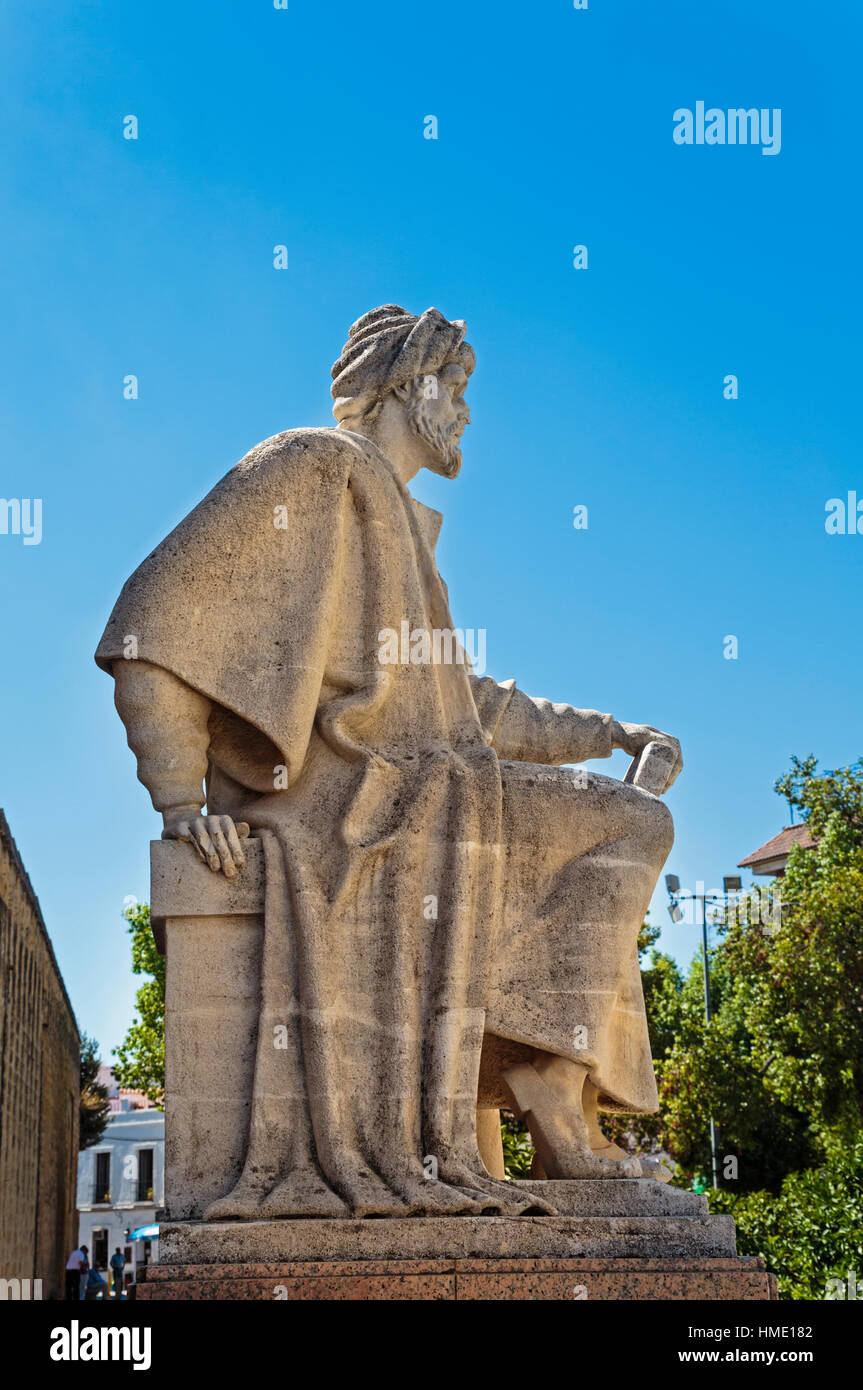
[
  {"x1": 158, "y1": 897, "x2": 263, "y2": 1221},
  {"x1": 519, "y1": 1179, "x2": 709, "y2": 1217},
  {"x1": 158, "y1": 1212, "x2": 737, "y2": 1264},
  {"x1": 134, "y1": 1256, "x2": 776, "y2": 1301},
  {"x1": 0, "y1": 810, "x2": 80, "y2": 1302},
  {"x1": 149, "y1": 836, "x2": 265, "y2": 952}
]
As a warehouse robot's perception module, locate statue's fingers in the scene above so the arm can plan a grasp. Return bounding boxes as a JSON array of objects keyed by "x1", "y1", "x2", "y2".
[
  {"x1": 168, "y1": 819, "x2": 208, "y2": 862},
  {"x1": 222, "y1": 817, "x2": 246, "y2": 870},
  {"x1": 206, "y1": 817, "x2": 236, "y2": 878},
  {"x1": 192, "y1": 817, "x2": 220, "y2": 872},
  {"x1": 185, "y1": 830, "x2": 208, "y2": 862},
  {"x1": 236, "y1": 822, "x2": 250, "y2": 839},
  {"x1": 664, "y1": 755, "x2": 683, "y2": 792}
]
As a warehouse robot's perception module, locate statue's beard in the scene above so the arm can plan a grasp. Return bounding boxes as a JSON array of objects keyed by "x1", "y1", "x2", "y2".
[{"x1": 407, "y1": 398, "x2": 463, "y2": 479}]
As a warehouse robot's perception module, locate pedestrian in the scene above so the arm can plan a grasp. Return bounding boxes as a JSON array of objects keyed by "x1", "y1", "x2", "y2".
[
  {"x1": 109, "y1": 1247, "x2": 126, "y2": 1299},
  {"x1": 85, "y1": 1266, "x2": 108, "y2": 1300},
  {"x1": 65, "y1": 1244, "x2": 89, "y2": 1301}
]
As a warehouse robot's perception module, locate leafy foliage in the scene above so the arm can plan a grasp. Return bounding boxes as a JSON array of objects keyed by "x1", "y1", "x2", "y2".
[
  {"x1": 709, "y1": 1139, "x2": 863, "y2": 1299},
  {"x1": 500, "y1": 1110, "x2": 534, "y2": 1178},
  {"x1": 112, "y1": 903, "x2": 165, "y2": 1106},
  {"x1": 79, "y1": 1032, "x2": 110, "y2": 1149},
  {"x1": 605, "y1": 757, "x2": 863, "y2": 1197}
]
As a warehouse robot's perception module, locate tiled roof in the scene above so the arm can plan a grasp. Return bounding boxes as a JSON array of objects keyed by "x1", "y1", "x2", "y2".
[
  {"x1": 97, "y1": 1063, "x2": 157, "y2": 1110},
  {"x1": 738, "y1": 824, "x2": 816, "y2": 868}
]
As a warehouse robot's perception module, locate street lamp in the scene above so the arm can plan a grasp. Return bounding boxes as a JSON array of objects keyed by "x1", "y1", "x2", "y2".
[{"x1": 664, "y1": 873, "x2": 742, "y2": 1191}]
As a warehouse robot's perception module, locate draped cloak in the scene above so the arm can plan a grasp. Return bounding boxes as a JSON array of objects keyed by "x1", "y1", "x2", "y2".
[{"x1": 96, "y1": 427, "x2": 556, "y2": 1218}]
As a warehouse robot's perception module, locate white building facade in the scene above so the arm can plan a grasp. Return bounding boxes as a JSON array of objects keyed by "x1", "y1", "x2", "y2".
[{"x1": 76, "y1": 1101, "x2": 164, "y2": 1290}]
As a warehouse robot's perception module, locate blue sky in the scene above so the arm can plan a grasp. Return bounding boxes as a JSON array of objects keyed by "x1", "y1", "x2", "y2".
[{"x1": 1, "y1": 0, "x2": 860, "y2": 1058}]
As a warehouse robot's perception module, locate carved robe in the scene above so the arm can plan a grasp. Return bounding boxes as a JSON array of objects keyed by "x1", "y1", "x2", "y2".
[{"x1": 96, "y1": 427, "x2": 670, "y2": 1218}]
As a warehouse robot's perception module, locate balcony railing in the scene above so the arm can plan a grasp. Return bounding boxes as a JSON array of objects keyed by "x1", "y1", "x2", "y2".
[{"x1": 91, "y1": 1186, "x2": 111, "y2": 1205}]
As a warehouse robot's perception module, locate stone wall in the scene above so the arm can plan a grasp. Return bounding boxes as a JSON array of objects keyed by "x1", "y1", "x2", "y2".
[{"x1": 0, "y1": 810, "x2": 79, "y2": 1300}]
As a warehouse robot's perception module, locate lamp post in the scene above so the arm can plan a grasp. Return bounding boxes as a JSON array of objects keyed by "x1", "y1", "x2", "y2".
[{"x1": 664, "y1": 873, "x2": 742, "y2": 1191}]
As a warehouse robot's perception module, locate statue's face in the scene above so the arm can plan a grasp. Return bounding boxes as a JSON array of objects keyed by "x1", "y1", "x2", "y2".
[{"x1": 406, "y1": 362, "x2": 471, "y2": 479}]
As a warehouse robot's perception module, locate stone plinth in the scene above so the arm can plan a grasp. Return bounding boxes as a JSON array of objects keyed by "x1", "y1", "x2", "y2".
[
  {"x1": 157, "y1": 1202, "x2": 736, "y2": 1264},
  {"x1": 151, "y1": 839, "x2": 266, "y2": 1221},
  {"x1": 135, "y1": 1194, "x2": 776, "y2": 1300},
  {"x1": 134, "y1": 1256, "x2": 775, "y2": 1301}
]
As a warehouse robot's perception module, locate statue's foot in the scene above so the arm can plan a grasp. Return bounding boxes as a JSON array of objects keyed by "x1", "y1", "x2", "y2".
[
  {"x1": 545, "y1": 1148, "x2": 644, "y2": 1180},
  {"x1": 501, "y1": 1061, "x2": 642, "y2": 1180},
  {"x1": 589, "y1": 1141, "x2": 673, "y2": 1183},
  {"x1": 590, "y1": 1138, "x2": 631, "y2": 1161},
  {"x1": 637, "y1": 1157, "x2": 674, "y2": 1184}
]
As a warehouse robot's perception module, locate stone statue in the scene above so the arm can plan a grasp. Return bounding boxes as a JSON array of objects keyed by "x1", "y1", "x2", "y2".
[{"x1": 96, "y1": 304, "x2": 682, "y2": 1221}]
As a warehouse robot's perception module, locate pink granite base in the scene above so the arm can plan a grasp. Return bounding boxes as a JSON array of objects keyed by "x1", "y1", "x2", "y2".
[{"x1": 133, "y1": 1256, "x2": 776, "y2": 1300}]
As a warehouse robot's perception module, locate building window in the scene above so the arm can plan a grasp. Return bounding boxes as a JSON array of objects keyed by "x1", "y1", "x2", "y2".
[
  {"x1": 93, "y1": 1228, "x2": 108, "y2": 1271},
  {"x1": 93, "y1": 1151, "x2": 111, "y2": 1204},
  {"x1": 136, "y1": 1148, "x2": 154, "y2": 1203}
]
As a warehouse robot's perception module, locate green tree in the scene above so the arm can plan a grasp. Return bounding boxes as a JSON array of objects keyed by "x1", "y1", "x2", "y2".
[
  {"x1": 660, "y1": 757, "x2": 863, "y2": 1189},
  {"x1": 79, "y1": 1033, "x2": 110, "y2": 1149},
  {"x1": 656, "y1": 936, "x2": 816, "y2": 1190},
  {"x1": 756, "y1": 756, "x2": 863, "y2": 1147},
  {"x1": 710, "y1": 1139, "x2": 863, "y2": 1299},
  {"x1": 112, "y1": 902, "x2": 165, "y2": 1106}
]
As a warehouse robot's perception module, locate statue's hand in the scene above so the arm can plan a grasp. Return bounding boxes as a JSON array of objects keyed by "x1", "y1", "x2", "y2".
[
  {"x1": 612, "y1": 722, "x2": 683, "y2": 791},
  {"x1": 162, "y1": 809, "x2": 250, "y2": 878}
]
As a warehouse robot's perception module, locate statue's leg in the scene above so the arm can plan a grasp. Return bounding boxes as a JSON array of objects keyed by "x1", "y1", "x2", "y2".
[
  {"x1": 580, "y1": 1078, "x2": 669, "y2": 1178},
  {"x1": 581, "y1": 1080, "x2": 670, "y2": 1180},
  {"x1": 504, "y1": 1059, "x2": 672, "y2": 1182},
  {"x1": 500, "y1": 1055, "x2": 643, "y2": 1179},
  {"x1": 493, "y1": 764, "x2": 673, "y2": 1114},
  {"x1": 582, "y1": 1079, "x2": 630, "y2": 1157},
  {"x1": 475, "y1": 1107, "x2": 506, "y2": 1179},
  {"x1": 491, "y1": 762, "x2": 675, "y2": 1180}
]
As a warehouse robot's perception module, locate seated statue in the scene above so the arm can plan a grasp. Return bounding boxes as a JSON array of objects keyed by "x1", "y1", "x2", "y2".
[{"x1": 96, "y1": 304, "x2": 681, "y2": 1219}]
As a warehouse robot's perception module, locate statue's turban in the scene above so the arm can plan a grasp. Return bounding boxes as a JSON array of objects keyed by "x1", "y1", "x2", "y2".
[{"x1": 331, "y1": 304, "x2": 474, "y2": 422}]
